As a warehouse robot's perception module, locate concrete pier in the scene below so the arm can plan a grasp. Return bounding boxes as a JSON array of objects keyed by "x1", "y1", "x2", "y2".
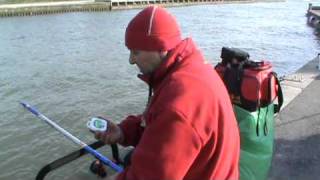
[
  {"x1": 0, "y1": 0, "x2": 283, "y2": 17},
  {"x1": 278, "y1": 56, "x2": 320, "y2": 109},
  {"x1": 307, "y1": 3, "x2": 320, "y2": 17},
  {"x1": 269, "y1": 56, "x2": 320, "y2": 179},
  {"x1": 306, "y1": 3, "x2": 320, "y2": 29}
]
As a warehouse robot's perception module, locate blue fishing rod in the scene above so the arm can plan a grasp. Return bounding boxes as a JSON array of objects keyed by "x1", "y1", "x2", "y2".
[{"x1": 20, "y1": 101, "x2": 123, "y2": 173}]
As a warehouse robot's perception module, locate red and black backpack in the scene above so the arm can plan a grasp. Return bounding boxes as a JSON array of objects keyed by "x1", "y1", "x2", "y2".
[{"x1": 215, "y1": 47, "x2": 283, "y2": 112}]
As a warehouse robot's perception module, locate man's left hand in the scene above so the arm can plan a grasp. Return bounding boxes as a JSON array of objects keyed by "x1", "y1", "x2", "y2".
[{"x1": 104, "y1": 173, "x2": 119, "y2": 180}]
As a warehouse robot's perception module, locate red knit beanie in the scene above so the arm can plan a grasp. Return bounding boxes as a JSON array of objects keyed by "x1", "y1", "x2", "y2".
[{"x1": 125, "y1": 6, "x2": 182, "y2": 51}]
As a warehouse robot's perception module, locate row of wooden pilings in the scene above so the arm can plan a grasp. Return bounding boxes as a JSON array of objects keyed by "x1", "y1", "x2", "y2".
[
  {"x1": 110, "y1": 0, "x2": 227, "y2": 9},
  {"x1": 0, "y1": 0, "x2": 251, "y2": 17}
]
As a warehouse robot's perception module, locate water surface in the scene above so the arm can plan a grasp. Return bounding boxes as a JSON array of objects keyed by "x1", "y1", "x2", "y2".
[{"x1": 0, "y1": 0, "x2": 319, "y2": 179}]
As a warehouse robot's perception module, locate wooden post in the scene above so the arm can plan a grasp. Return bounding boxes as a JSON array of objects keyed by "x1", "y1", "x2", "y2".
[{"x1": 309, "y1": 3, "x2": 312, "y2": 11}]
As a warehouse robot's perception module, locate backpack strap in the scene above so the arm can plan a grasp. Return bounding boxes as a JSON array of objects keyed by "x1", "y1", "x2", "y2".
[{"x1": 270, "y1": 72, "x2": 283, "y2": 113}]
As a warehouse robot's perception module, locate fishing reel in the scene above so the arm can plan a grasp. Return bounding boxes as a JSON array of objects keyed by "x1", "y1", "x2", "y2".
[
  {"x1": 89, "y1": 144, "x2": 133, "y2": 178},
  {"x1": 90, "y1": 160, "x2": 108, "y2": 178}
]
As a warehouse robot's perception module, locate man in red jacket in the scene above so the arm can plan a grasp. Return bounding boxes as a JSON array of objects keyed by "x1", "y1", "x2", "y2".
[{"x1": 95, "y1": 5, "x2": 240, "y2": 180}]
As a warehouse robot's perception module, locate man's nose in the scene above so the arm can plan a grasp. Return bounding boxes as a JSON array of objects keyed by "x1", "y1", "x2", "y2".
[{"x1": 129, "y1": 53, "x2": 135, "y2": 64}]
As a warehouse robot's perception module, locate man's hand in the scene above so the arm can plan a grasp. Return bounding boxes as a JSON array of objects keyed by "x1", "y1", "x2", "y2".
[
  {"x1": 94, "y1": 117, "x2": 124, "y2": 144},
  {"x1": 104, "y1": 173, "x2": 119, "y2": 180}
]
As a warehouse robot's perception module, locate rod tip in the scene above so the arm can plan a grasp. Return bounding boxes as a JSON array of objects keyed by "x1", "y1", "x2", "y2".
[{"x1": 20, "y1": 101, "x2": 28, "y2": 108}]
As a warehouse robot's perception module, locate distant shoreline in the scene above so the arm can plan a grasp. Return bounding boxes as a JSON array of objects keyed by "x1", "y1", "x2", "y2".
[{"x1": 0, "y1": 0, "x2": 285, "y2": 17}]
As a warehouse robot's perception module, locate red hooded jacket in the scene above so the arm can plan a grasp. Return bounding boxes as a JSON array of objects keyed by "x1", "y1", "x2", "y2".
[{"x1": 118, "y1": 38, "x2": 240, "y2": 180}]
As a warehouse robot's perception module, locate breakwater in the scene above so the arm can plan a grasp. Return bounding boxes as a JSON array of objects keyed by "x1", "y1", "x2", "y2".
[
  {"x1": 0, "y1": 1, "x2": 110, "y2": 17},
  {"x1": 0, "y1": 0, "x2": 282, "y2": 17}
]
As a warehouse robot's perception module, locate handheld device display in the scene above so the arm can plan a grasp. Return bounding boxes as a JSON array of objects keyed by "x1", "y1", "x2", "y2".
[{"x1": 87, "y1": 117, "x2": 108, "y2": 132}]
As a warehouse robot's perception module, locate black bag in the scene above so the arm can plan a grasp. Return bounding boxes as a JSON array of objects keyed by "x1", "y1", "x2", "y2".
[{"x1": 220, "y1": 47, "x2": 250, "y2": 65}]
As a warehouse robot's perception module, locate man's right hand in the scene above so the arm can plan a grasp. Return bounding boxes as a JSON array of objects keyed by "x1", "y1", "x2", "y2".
[{"x1": 94, "y1": 117, "x2": 124, "y2": 144}]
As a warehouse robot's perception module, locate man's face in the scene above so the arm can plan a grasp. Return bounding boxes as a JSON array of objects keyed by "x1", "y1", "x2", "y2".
[{"x1": 129, "y1": 50, "x2": 163, "y2": 75}]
